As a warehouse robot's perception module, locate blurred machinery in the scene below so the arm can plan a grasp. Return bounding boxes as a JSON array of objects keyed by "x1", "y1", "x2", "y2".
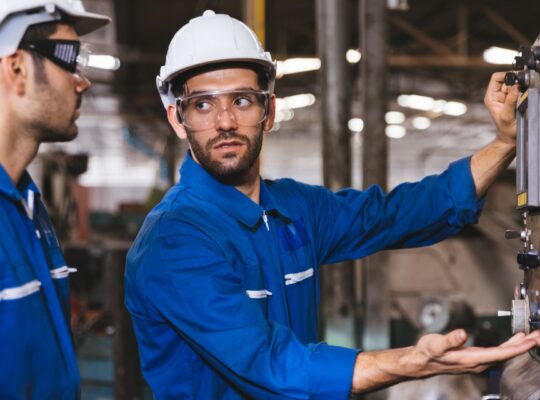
[{"x1": 498, "y1": 34, "x2": 540, "y2": 400}]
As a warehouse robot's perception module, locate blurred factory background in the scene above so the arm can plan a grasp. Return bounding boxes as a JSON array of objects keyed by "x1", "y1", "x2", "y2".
[{"x1": 29, "y1": 0, "x2": 540, "y2": 399}]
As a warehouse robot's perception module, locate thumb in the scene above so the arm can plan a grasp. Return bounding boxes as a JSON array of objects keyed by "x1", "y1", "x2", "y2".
[{"x1": 444, "y1": 329, "x2": 468, "y2": 351}]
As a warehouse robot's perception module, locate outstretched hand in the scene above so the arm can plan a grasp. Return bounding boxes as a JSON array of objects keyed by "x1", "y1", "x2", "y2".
[
  {"x1": 352, "y1": 329, "x2": 540, "y2": 394},
  {"x1": 407, "y1": 329, "x2": 540, "y2": 376},
  {"x1": 484, "y1": 71, "x2": 520, "y2": 146}
]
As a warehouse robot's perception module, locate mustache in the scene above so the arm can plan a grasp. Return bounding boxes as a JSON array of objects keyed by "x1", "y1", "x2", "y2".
[{"x1": 207, "y1": 131, "x2": 250, "y2": 148}]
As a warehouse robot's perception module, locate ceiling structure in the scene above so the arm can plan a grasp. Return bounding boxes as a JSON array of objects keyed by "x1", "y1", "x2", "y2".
[{"x1": 43, "y1": 0, "x2": 540, "y2": 210}]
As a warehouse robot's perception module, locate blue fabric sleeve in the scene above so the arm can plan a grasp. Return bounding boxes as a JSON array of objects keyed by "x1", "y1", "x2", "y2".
[
  {"x1": 300, "y1": 157, "x2": 484, "y2": 265},
  {"x1": 131, "y1": 216, "x2": 359, "y2": 400}
]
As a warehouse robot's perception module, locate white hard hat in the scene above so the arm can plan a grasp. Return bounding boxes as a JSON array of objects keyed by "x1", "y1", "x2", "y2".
[
  {"x1": 156, "y1": 10, "x2": 276, "y2": 109},
  {"x1": 0, "y1": 0, "x2": 111, "y2": 58}
]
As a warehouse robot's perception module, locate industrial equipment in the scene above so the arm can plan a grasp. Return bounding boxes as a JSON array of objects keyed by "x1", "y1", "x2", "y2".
[{"x1": 498, "y1": 34, "x2": 540, "y2": 400}]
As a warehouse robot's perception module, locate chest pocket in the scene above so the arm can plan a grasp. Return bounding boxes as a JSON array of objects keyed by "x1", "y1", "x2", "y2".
[{"x1": 278, "y1": 218, "x2": 314, "y2": 280}]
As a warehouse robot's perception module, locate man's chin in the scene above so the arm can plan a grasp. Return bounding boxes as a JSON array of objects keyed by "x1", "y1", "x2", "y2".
[{"x1": 40, "y1": 127, "x2": 78, "y2": 143}]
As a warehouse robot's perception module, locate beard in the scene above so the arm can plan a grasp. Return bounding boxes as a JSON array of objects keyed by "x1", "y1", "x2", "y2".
[
  {"x1": 187, "y1": 127, "x2": 263, "y2": 185},
  {"x1": 26, "y1": 74, "x2": 81, "y2": 143}
]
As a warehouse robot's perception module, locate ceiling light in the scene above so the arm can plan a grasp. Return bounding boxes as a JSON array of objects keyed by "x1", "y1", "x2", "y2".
[
  {"x1": 385, "y1": 125, "x2": 406, "y2": 139},
  {"x1": 483, "y1": 46, "x2": 518, "y2": 65},
  {"x1": 278, "y1": 94, "x2": 316, "y2": 109},
  {"x1": 397, "y1": 94, "x2": 435, "y2": 111},
  {"x1": 385, "y1": 111, "x2": 405, "y2": 124},
  {"x1": 275, "y1": 109, "x2": 295, "y2": 123},
  {"x1": 443, "y1": 101, "x2": 467, "y2": 116},
  {"x1": 346, "y1": 49, "x2": 362, "y2": 63},
  {"x1": 276, "y1": 58, "x2": 321, "y2": 78},
  {"x1": 412, "y1": 116, "x2": 431, "y2": 130},
  {"x1": 348, "y1": 118, "x2": 364, "y2": 132}
]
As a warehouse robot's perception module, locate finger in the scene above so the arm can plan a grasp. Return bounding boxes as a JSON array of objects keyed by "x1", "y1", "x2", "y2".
[
  {"x1": 432, "y1": 329, "x2": 467, "y2": 355},
  {"x1": 486, "y1": 72, "x2": 506, "y2": 93},
  {"x1": 504, "y1": 85, "x2": 520, "y2": 107},
  {"x1": 500, "y1": 332, "x2": 526, "y2": 347},
  {"x1": 446, "y1": 339, "x2": 537, "y2": 366}
]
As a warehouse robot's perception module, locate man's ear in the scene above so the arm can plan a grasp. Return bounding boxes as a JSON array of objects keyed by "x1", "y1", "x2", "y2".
[
  {"x1": 0, "y1": 51, "x2": 29, "y2": 95},
  {"x1": 263, "y1": 94, "x2": 276, "y2": 133},
  {"x1": 166, "y1": 104, "x2": 188, "y2": 140}
]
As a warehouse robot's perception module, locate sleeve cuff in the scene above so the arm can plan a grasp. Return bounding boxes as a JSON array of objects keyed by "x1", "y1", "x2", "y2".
[
  {"x1": 307, "y1": 343, "x2": 360, "y2": 400},
  {"x1": 447, "y1": 156, "x2": 486, "y2": 226}
]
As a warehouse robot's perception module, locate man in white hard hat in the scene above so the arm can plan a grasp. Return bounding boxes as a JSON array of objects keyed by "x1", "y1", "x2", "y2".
[
  {"x1": 0, "y1": 1, "x2": 109, "y2": 398},
  {"x1": 126, "y1": 10, "x2": 540, "y2": 400}
]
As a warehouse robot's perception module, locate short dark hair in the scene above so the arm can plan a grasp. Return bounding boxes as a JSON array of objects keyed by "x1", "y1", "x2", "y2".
[
  {"x1": 170, "y1": 61, "x2": 271, "y2": 98},
  {"x1": 20, "y1": 22, "x2": 60, "y2": 82},
  {"x1": 20, "y1": 17, "x2": 76, "y2": 83}
]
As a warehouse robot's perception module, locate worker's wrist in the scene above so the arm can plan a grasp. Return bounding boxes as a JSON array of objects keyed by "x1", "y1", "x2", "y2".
[{"x1": 493, "y1": 134, "x2": 517, "y2": 150}]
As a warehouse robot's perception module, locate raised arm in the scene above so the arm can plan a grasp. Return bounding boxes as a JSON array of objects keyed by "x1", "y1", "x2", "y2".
[{"x1": 471, "y1": 72, "x2": 520, "y2": 197}]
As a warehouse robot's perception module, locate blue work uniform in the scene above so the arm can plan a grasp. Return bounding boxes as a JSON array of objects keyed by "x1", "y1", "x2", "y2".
[
  {"x1": 0, "y1": 165, "x2": 79, "y2": 399},
  {"x1": 125, "y1": 152, "x2": 483, "y2": 400}
]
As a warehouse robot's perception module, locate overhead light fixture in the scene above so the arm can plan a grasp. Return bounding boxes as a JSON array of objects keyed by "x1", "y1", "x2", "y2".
[
  {"x1": 443, "y1": 101, "x2": 467, "y2": 116},
  {"x1": 277, "y1": 93, "x2": 316, "y2": 110},
  {"x1": 385, "y1": 111, "x2": 405, "y2": 124},
  {"x1": 88, "y1": 54, "x2": 121, "y2": 71},
  {"x1": 346, "y1": 49, "x2": 362, "y2": 64},
  {"x1": 276, "y1": 58, "x2": 321, "y2": 78},
  {"x1": 348, "y1": 118, "x2": 364, "y2": 133},
  {"x1": 483, "y1": 46, "x2": 518, "y2": 65},
  {"x1": 274, "y1": 93, "x2": 316, "y2": 123},
  {"x1": 276, "y1": 50, "x2": 363, "y2": 78},
  {"x1": 385, "y1": 125, "x2": 406, "y2": 139},
  {"x1": 387, "y1": 0, "x2": 409, "y2": 10},
  {"x1": 398, "y1": 94, "x2": 467, "y2": 116},
  {"x1": 397, "y1": 94, "x2": 434, "y2": 111},
  {"x1": 275, "y1": 109, "x2": 295, "y2": 123},
  {"x1": 412, "y1": 116, "x2": 431, "y2": 130}
]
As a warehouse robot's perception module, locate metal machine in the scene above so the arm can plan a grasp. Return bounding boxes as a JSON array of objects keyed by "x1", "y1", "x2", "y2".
[{"x1": 498, "y1": 34, "x2": 540, "y2": 400}]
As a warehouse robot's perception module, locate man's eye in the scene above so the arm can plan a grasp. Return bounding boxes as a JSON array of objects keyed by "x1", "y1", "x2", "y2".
[
  {"x1": 194, "y1": 100, "x2": 212, "y2": 111},
  {"x1": 234, "y1": 96, "x2": 254, "y2": 107}
]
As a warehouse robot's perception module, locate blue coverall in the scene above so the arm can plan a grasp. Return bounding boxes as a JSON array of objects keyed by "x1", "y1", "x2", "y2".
[
  {"x1": 125, "y1": 152, "x2": 483, "y2": 399},
  {"x1": 0, "y1": 166, "x2": 79, "y2": 399}
]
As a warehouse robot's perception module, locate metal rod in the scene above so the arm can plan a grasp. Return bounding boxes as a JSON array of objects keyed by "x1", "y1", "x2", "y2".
[
  {"x1": 315, "y1": 0, "x2": 357, "y2": 345},
  {"x1": 360, "y1": 0, "x2": 391, "y2": 358}
]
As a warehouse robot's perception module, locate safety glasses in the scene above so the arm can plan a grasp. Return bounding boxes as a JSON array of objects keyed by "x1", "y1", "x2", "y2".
[
  {"x1": 176, "y1": 89, "x2": 270, "y2": 131},
  {"x1": 18, "y1": 39, "x2": 89, "y2": 75}
]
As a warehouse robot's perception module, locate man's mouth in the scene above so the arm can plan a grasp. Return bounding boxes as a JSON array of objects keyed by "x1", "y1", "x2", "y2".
[{"x1": 213, "y1": 139, "x2": 245, "y2": 150}]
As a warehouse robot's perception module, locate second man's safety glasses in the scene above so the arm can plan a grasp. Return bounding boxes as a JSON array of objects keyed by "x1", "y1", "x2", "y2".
[{"x1": 18, "y1": 39, "x2": 88, "y2": 75}]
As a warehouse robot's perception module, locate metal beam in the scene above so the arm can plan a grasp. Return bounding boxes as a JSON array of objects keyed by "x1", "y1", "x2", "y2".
[
  {"x1": 389, "y1": 54, "x2": 492, "y2": 68},
  {"x1": 360, "y1": 0, "x2": 391, "y2": 362},
  {"x1": 315, "y1": 0, "x2": 357, "y2": 345},
  {"x1": 456, "y1": 2, "x2": 468, "y2": 57},
  {"x1": 243, "y1": 0, "x2": 266, "y2": 46},
  {"x1": 389, "y1": 14, "x2": 454, "y2": 56},
  {"x1": 480, "y1": 3, "x2": 529, "y2": 45}
]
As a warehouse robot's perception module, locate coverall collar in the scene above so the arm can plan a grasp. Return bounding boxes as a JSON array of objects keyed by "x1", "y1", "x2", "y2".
[
  {"x1": 0, "y1": 164, "x2": 40, "y2": 201},
  {"x1": 179, "y1": 151, "x2": 288, "y2": 229}
]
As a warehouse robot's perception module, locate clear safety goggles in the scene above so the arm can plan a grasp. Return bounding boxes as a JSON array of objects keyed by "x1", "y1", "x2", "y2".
[
  {"x1": 18, "y1": 39, "x2": 90, "y2": 77},
  {"x1": 176, "y1": 89, "x2": 270, "y2": 131}
]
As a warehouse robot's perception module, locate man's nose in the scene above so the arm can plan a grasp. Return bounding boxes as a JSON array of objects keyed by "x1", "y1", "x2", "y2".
[
  {"x1": 215, "y1": 107, "x2": 238, "y2": 130},
  {"x1": 74, "y1": 75, "x2": 91, "y2": 93}
]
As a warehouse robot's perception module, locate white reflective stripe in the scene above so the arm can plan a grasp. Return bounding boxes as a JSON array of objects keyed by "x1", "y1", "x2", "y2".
[
  {"x1": 50, "y1": 266, "x2": 78, "y2": 279},
  {"x1": 284, "y1": 268, "x2": 314, "y2": 286},
  {"x1": 0, "y1": 280, "x2": 41, "y2": 301},
  {"x1": 246, "y1": 289, "x2": 273, "y2": 299},
  {"x1": 27, "y1": 190, "x2": 34, "y2": 219}
]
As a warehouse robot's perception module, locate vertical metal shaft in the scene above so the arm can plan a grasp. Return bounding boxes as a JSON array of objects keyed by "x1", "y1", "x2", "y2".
[
  {"x1": 360, "y1": 0, "x2": 391, "y2": 354},
  {"x1": 316, "y1": 0, "x2": 357, "y2": 344},
  {"x1": 243, "y1": 0, "x2": 266, "y2": 46}
]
